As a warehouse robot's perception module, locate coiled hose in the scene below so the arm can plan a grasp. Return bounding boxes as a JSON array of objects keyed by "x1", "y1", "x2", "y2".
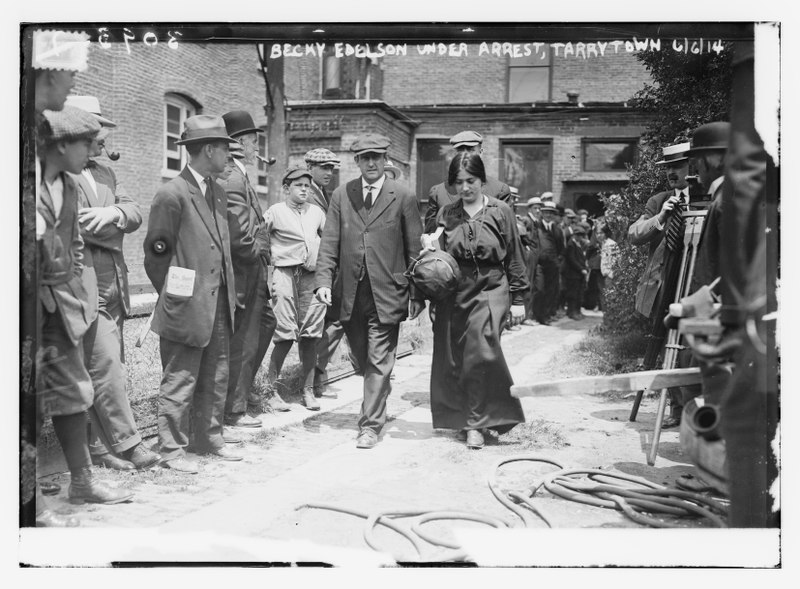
[{"x1": 296, "y1": 455, "x2": 728, "y2": 563}]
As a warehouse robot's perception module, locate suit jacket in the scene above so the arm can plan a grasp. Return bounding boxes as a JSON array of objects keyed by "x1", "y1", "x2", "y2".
[
  {"x1": 144, "y1": 166, "x2": 237, "y2": 347},
  {"x1": 424, "y1": 175, "x2": 510, "y2": 233},
  {"x1": 691, "y1": 180, "x2": 724, "y2": 293},
  {"x1": 38, "y1": 172, "x2": 98, "y2": 345},
  {"x1": 315, "y1": 177, "x2": 423, "y2": 325},
  {"x1": 72, "y1": 161, "x2": 142, "y2": 315},
  {"x1": 562, "y1": 238, "x2": 588, "y2": 280},
  {"x1": 219, "y1": 164, "x2": 269, "y2": 307},
  {"x1": 537, "y1": 221, "x2": 564, "y2": 261},
  {"x1": 309, "y1": 182, "x2": 331, "y2": 213},
  {"x1": 628, "y1": 189, "x2": 673, "y2": 317}
]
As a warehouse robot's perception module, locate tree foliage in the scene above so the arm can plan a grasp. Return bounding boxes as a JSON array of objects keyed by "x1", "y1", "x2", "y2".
[{"x1": 601, "y1": 45, "x2": 734, "y2": 333}]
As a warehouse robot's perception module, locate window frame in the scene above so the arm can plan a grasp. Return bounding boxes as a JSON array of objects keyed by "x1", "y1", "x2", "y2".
[
  {"x1": 162, "y1": 93, "x2": 197, "y2": 179},
  {"x1": 506, "y1": 49, "x2": 553, "y2": 103},
  {"x1": 581, "y1": 137, "x2": 639, "y2": 172}
]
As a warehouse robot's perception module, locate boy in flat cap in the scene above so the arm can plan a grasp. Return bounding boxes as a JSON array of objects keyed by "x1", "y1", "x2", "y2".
[
  {"x1": 144, "y1": 115, "x2": 240, "y2": 473},
  {"x1": 37, "y1": 105, "x2": 134, "y2": 507},
  {"x1": 424, "y1": 130, "x2": 511, "y2": 233},
  {"x1": 263, "y1": 166, "x2": 327, "y2": 411},
  {"x1": 315, "y1": 133, "x2": 424, "y2": 449}
]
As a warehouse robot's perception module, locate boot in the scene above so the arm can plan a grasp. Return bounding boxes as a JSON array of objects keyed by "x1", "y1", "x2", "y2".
[
  {"x1": 266, "y1": 392, "x2": 291, "y2": 412},
  {"x1": 302, "y1": 387, "x2": 321, "y2": 411},
  {"x1": 37, "y1": 509, "x2": 80, "y2": 527},
  {"x1": 68, "y1": 467, "x2": 134, "y2": 505}
]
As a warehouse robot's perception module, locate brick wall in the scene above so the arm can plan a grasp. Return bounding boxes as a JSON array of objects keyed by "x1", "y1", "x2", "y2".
[{"x1": 73, "y1": 42, "x2": 267, "y2": 290}]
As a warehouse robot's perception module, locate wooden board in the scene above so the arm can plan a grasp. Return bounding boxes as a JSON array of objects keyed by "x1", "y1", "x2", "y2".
[{"x1": 511, "y1": 367, "x2": 702, "y2": 398}]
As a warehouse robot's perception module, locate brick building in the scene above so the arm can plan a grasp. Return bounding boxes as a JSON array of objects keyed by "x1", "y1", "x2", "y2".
[{"x1": 73, "y1": 38, "x2": 653, "y2": 292}]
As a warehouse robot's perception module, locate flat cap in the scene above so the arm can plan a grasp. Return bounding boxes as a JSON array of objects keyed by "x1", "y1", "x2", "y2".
[
  {"x1": 572, "y1": 225, "x2": 587, "y2": 236},
  {"x1": 304, "y1": 148, "x2": 341, "y2": 166},
  {"x1": 564, "y1": 208, "x2": 576, "y2": 218},
  {"x1": 450, "y1": 130, "x2": 483, "y2": 148},
  {"x1": 350, "y1": 133, "x2": 390, "y2": 155},
  {"x1": 527, "y1": 196, "x2": 543, "y2": 206},
  {"x1": 42, "y1": 105, "x2": 101, "y2": 143},
  {"x1": 282, "y1": 165, "x2": 313, "y2": 185},
  {"x1": 32, "y1": 30, "x2": 90, "y2": 72},
  {"x1": 65, "y1": 95, "x2": 116, "y2": 128},
  {"x1": 176, "y1": 115, "x2": 238, "y2": 146}
]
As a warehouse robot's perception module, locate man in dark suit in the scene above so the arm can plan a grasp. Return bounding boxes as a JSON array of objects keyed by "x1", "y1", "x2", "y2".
[
  {"x1": 219, "y1": 110, "x2": 281, "y2": 424},
  {"x1": 424, "y1": 130, "x2": 511, "y2": 233},
  {"x1": 562, "y1": 225, "x2": 589, "y2": 320},
  {"x1": 144, "y1": 115, "x2": 241, "y2": 473},
  {"x1": 302, "y1": 148, "x2": 352, "y2": 396},
  {"x1": 520, "y1": 196, "x2": 542, "y2": 325},
  {"x1": 628, "y1": 142, "x2": 690, "y2": 428},
  {"x1": 531, "y1": 201, "x2": 564, "y2": 325},
  {"x1": 315, "y1": 134, "x2": 424, "y2": 449},
  {"x1": 67, "y1": 95, "x2": 160, "y2": 471}
]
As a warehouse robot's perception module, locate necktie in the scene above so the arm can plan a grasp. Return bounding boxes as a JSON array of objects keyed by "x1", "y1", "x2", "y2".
[
  {"x1": 204, "y1": 178, "x2": 215, "y2": 213},
  {"x1": 365, "y1": 185, "x2": 374, "y2": 210}
]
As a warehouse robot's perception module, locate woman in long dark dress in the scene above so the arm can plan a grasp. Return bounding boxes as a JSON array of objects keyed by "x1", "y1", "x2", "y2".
[{"x1": 429, "y1": 153, "x2": 529, "y2": 449}]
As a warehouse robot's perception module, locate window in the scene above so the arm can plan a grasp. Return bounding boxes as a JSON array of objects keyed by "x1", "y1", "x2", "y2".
[
  {"x1": 508, "y1": 46, "x2": 552, "y2": 103},
  {"x1": 416, "y1": 139, "x2": 454, "y2": 204},
  {"x1": 582, "y1": 139, "x2": 638, "y2": 171},
  {"x1": 163, "y1": 94, "x2": 196, "y2": 177},
  {"x1": 501, "y1": 141, "x2": 552, "y2": 200}
]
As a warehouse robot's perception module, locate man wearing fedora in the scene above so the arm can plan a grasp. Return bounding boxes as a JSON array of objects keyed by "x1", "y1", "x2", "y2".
[
  {"x1": 219, "y1": 110, "x2": 282, "y2": 426},
  {"x1": 67, "y1": 95, "x2": 160, "y2": 471},
  {"x1": 629, "y1": 141, "x2": 691, "y2": 428},
  {"x1": 144, "y1": 114, "x2": 241, "y2": 472},
  {"x1": 424, "y1": 130, "x2": 511, "y2": 233},
  {"x1": 315, "y1": 133, "x2": 424, "y2": 449}
]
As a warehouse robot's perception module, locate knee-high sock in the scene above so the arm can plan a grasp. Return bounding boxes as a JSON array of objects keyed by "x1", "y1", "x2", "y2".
[
  {"x1": 298, "y1": 339, "x2": 317, "y2": 390},
  {"x1": 267, "y1": 340, "x2": 293, "y2": 384},
  {"x1": 51, "y1": 412, "x2": 91, "y2": 476}
]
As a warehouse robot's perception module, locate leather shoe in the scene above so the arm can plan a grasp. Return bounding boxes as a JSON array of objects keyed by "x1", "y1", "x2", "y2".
[
  {"x1": 466, "y1": 430, "x2": 485, "y2": 449},
  {"x1": 123, "y1": 444, "x2": 161, "y2": 470},
  {"x1": 266, "y1": 394, "x2": 291, "y2": 412},
  {"x1": 39, "y1": 480, "x2": 62, "y2": 495},
  {"x1": 68, "y1": 467, "x2": 134, "y2": 505},
  {"x1": 222, "y1": 431, "x2": 244, "y2": 445},
  {"x1": 662, "y1": 415, "x2": 682, "y2": 429},
  {"x1": 225, "y1": 413, "x2": 262, "y2": 428},
  {"x1": 302, "y1": 387, "x2": 321, "y2": 411},
  {"x1": 37, "y1": 509, "x2": 80, "y2": 527},
  {"x1": 162, "y1": 457, "x2": 199, "y2": 474},
  {"x1": 356, "y1": 430, "x2": 378, "y2": 449},
  {"x1": 206, "y1": 447, "x2": 243, "y2": 461},
  {"x1": 92, "y1": 452, "x2": 136, "y2": 471}
]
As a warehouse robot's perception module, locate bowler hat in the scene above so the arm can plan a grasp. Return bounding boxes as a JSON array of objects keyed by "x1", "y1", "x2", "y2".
[
  {"x1": 350, "y1": 133, "x2": 390, "y2": 155},
  {"x1": 655, "y1": 141, "x2": 690, "y2": 165},
  {"x1": 450, "y1": 130, "x2": 483, "y2": 149},
  {"x1": 65, "y1": 95, "x2": 116, "y2": 127},
  {"x1": 685, "y1": 122, "x2": 731, "y2": 156},
  {"x1": 222, "y1": 110, "x2": 264, "y2": 138},
  {"x1": 176, "y1": 115, "x2": 238, "y2": 146},
  {"x1": 282, "y1": 165, "x2": 313, "y2": 185}
]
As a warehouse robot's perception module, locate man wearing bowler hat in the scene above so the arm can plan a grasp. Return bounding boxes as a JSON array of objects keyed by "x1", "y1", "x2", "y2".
[
  {"x1": 219, "y1": 110, "x2": 282, "y2": 425},
  {"x1": 424, "y1": 130, "x2": 511, "y2": 233},
  {"x1": 315, "y1": 133, "x2": 424, "y2": 449},
  {"x1": 144, "y1": 115, "x2": 241, "y2": 472},
  {"x1": 629, "y1": 141, "x2": 692, "y2": 428}
]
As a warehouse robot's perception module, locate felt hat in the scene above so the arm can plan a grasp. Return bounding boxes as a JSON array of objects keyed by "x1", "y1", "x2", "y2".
[
  {"x1": 350, "y1": 133, "x2": 391, "y2": 155},
  {"x1": 176, "y1": 115, "x2": 238, "y2": 146},
  {"x1": 222, "y1": 110, "x2": 264, "y2": 138},
  {"x1": 304, "y1": 147, "x2": 341, "y2": 166},
  {"x1": 282, "y1": 165, "x2": 313, "y2": 185},
  {"x1": 685, "y1": 122, "x2": 731, "y2": 156},
  {"x1": 65, "y1": 95, "x2": 116, "y2": 127},
  {"x1": 450, "y1": 130, "x2": 483, "y2": 149},
  {"x1": 42, "y1": 105, "x2": 101, "y2": 143},
  {"x1": 655, "y1": 141, "x2": 690, "y2": 165}
]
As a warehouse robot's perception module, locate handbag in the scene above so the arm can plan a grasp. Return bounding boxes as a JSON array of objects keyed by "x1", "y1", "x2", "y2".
[{"x1": 404, "y1": 248, "x2": 462, "y2": 301}]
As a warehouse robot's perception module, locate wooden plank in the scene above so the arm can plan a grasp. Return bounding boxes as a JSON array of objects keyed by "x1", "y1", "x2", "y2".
[{"x1": 511, "y1": 367, "x2": 702, "y2": 398}]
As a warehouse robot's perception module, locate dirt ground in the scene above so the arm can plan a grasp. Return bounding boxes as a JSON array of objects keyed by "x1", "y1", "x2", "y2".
[{"x1": 29, "y1": 311, "x2": 718, "y2": 566}]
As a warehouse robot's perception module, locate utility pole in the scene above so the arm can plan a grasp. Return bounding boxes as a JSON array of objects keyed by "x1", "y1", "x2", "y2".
[{"x1": 257, "y1": 44, "x2": 288, "y2": 208}]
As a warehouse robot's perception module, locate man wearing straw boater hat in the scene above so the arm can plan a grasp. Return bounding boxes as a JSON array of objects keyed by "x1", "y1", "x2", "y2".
[{"x1": 144, "y1": 115, "x2": 241, "y2": 473}]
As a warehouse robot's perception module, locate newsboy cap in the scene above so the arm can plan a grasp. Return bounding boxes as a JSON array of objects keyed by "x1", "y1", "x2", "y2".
[
  {"x1": 655, "y1": 141, "x2": 690, "y2": 165},
  {"x1": 564, "y1": 208, "x2": 577, "y2": 218},
  {"x1": 450, "y1": 130, "x2": 483, "y2": 148},
  {"x1": 350, "y1": 133, "x2": 391, "y2": 155},
  {"x1": 42, "y1": 105, "x2": 101, "y2": 144},
  {"x1": 65, "y1": 95, "x2": 116, "y2": 128},
  {"x1": 685, "y1": 122, "x2": 731, "y2": 156},
  {"x1": 176, "y1": 115, "x2": 238, "y2": 146},
  {"x1": 282, "y1": 165, "x2": 313, "y2": 185},
  {"x1": 222, "y1": 110, "x2": 264, "y2": 138},
  {"x1": 572, "y1": 225, "x2": 587, "y2": 236},
  {"x1": 304, "y1": 148, "x2": 341, "y2": 166}
]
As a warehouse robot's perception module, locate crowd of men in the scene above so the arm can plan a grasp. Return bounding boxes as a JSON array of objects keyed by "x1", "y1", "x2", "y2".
[{"x1": 24, "y1": 31, "x2": 776, "y2": 530}]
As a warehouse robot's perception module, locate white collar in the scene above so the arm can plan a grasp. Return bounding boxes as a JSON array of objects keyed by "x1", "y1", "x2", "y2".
[
  {"x1": 187, "y1": 164, "x2": 209, "y2": 193},
  {"x1": 362, "y1": 174, "x2": 386, "y2": 197}
]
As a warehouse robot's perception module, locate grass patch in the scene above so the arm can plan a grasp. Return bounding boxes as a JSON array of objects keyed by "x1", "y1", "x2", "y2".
[{"x1": 497, "y1": 419, "x2": 568, "y2": 451}]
